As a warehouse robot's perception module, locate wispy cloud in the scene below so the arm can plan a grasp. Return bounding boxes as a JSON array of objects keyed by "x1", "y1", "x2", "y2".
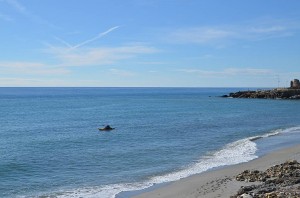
[
  {"x1": 72, "y1": 26, "x2": 120, "y2": 49},
  {"x1": 0, "y1": 77, "x2": 42, "y2": 87},
  {"x1": 54, "y1": 26, "x2": 120, "y2": 49},
  {"x1": 0, "y1": 12, "x2": 13, "y2": 21},
  {"x1": 248, "y1": 25, "x2": 286, "y2": 33},
  {"x1": 0, "y1": 61, "x2": 70, "y2": 75},
  {"x1": 39, "y1": 27, "x2": 158, "y2": 75},
  {"x1": 54, "y1": 36, "x2": 73, "y2": 48},
  {"x1": 0, "y1": 77, "x2": 112, "y2": 87},
  {"x1": 47, "y1": 45, "x2": 158, "y2": 67},
  {"x1": 168, "y1": 19, "x2": 298, "y2": 45},
  {"x1": 179, "y1": 68, "x2": 273, "y2": 76},
  {"x1": 4, "y1": 0, "x2": 58, "y2": 28},
  {"x1": 5, "y1": 0, "x2": 27, "y2": 14},
  {"x1": 137, "y1": 61, "x2": 167, "y2": 65},
  {"x1": 44, "y1": 25, "x2": 158, "y2": 69},
  {"x1": 44, "y1": 25, "x2": 160, "y2": 67},
  {"x1": 170, "y1": 27, "x2": 235, "y2": 44},
  {"x1": 109, "y1": 68, "x2": 136, "y2": 77}
]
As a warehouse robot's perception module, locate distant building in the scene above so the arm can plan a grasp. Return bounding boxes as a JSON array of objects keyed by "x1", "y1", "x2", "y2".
[{"x1": 290, "y1": 79, "x2": 300, "y2": 89}]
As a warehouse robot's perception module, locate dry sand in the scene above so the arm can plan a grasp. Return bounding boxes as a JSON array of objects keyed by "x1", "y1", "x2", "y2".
[{"x1": 133, "y1": 144, "x2": 300, "y2": 198}]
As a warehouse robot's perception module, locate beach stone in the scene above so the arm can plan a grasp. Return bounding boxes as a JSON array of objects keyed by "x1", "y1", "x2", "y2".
[
  {"x1": 233, "y1": 160, "x2": 300, "y2": 198},
  {"x1": 237, "y1": 185, "x2": 255, "y2": 194},
  {"x1": 235, "y1": 169, "x2": 268, "y2": 182},
  {"x1": 237, "y1": 193, "x2": 253, "y2": 198},
  {"x1": 264, "y1": 192, "x2": 277, "y2": 198}
]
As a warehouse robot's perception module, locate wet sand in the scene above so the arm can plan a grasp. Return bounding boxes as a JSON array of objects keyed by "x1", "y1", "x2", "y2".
[{"x1": 133, "y1": 144, "x2": 300, "y2": 198}]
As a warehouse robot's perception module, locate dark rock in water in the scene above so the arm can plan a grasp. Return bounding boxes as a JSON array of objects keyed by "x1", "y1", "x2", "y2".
[{"x1": 232, "y1": 160, "x2": 300, "y2": 198}]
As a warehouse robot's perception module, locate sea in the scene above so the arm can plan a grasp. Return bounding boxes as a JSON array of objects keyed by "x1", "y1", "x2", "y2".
[{"x1": 1, "y1": 87, "x2": 300, "y2": 198}]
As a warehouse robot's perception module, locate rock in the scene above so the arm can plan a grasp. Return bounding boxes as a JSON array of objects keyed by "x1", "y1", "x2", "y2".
[
  {"x1": 235, "y1": 169, "x2": 268, "y2": 182},
  {"x1": 232, "y1": 160, "x2": 300, "y2": 197},
  {"x1": 237, "y1": 193, "x2": 253, "y2": 198},
  {"x1": 224, "y1": 88, "x2": 300, "y2": 100},
  {"x1": 237, "y1": 185, "x2": 255, "y2": 194},
  {"x1": 290, "y1": 95, "x2": 300, "y2": 99},
  {"x1": 287, "y1": 159, "x2": 298, "y2": 165}
]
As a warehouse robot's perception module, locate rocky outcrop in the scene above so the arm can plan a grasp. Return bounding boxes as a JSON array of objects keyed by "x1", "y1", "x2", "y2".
[
  {"x1": 223, "y1": 89, "x2": 300, "y2": 99},
  {"x1": 231, "y1": 160, "x2": 300, "y2": 198}
]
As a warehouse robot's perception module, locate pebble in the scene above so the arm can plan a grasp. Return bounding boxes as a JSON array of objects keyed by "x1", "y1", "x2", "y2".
[{"x1": 232, "y1": 160, "x2": 300, "y2": 198}]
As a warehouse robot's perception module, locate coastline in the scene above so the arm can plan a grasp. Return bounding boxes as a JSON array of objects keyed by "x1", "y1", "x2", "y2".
[
  {"x1": 132, "y1": 144, "x2": 300, "y2": 198},
  {"x1": 222, "y1": 88, "x2": 300, "y2": 99}
]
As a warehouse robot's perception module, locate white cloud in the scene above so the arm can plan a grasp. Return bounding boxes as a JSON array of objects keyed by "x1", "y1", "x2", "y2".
[
  {"x1": 168, "y1": 19, "x2": 297, "y2": 44},
  {"x1": 0, "y1": 61, "x2": 45, "y2": 68},
  {"x1": 0, "y1": 12, "x2": 13, "y2": 21},
  {"x1": 109, "y1": 68, "x2": 136, "y2": 77},
  {"x1": 55, "y1": 26, "x2": 121, "y2": 49},
  {"x1": 47, "y1": 45, "x2": 158, "y2": 67},
  {"x1": 47, "y1": 26, "x2": 157, "y2": 67},
  {"x1": 5, "y1": 0, "x2": 26, "y2": 14},
  {"x1": 170, "y1": 27, "x2": 235, "y2": 44},
  {"x1": 4, "y1": 0, "x2": 58, "y2": 28},
  {"x1": 54, "y1": 36, "x2": 73, "y2": 48},
  {"x1": 0, "y1": 61, "x2": 70, "y2": 75},
  {"x1": 224, "y1": 68, "x2": 273, "y2": 75},
  {"x1": 0, "y1": 77, "x2": 114, "y2": 87},
  {"x1": 137, "y1": 61, "x2": 167, "y2": 65},
  {"x1": 148, "y1": 70, "x2": 158, "y2": 73},
  {"x1": 0, "y1": 77, "x2": 42, "y2": 86},
  {"x1": 179, "y1": 68, "x2": 273, "y2": 76},
  {"x1": 248, "y1": 25, "x2": 286, "y2": 33}
]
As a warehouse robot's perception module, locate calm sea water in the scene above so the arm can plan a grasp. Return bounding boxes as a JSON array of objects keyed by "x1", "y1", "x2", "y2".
[{"x1": 1, "y1": 87, "x2": 300, "y2": 198}]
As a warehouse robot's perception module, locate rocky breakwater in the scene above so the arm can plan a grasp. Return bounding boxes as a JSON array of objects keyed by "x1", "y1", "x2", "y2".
[
  {"x1": 231, "y1": 160, "x2": 300, "y2": 198},
  {"x1": 223, "y1": 88, "x2": 300, "y2": 99}
]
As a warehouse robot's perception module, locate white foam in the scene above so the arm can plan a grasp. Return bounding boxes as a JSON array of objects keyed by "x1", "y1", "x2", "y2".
[
  {"x1": 150, "y1": 137, "x2": 257, "y2": 184},
  {"x1": 42, "y1": 137, "x2": 258, "y2": 198},
  {"x1": 39, "y1": 126, "x2": 300, "y2": 198},
  {"x1": 49, "y1": 182, "x2": 152, "y2": 198},
  {"x1": 281, "y1": 126, "x2": 300, "y2": 134},
  {"x1": 250, "y1": 129, "x2": 281, "y2": 141},
  {"x1": 250, "y1": 126, "x2": 300, "y2": 141}
]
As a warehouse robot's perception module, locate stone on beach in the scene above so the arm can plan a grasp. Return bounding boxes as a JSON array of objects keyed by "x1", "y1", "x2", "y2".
[{"x1": 232, "y1": 160, "x2": 300, "y2": 198}]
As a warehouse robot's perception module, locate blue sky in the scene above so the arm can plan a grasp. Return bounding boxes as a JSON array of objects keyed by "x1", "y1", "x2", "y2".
[{"x1": 0, "y1": 0, "x2": 300, "y2": 87}]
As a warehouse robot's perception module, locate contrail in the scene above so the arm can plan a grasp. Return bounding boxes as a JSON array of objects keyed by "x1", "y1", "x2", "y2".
[
  {"x1": 54, "y1": 36, "x2": 73, "y2": 48},
  {"x1": 71, "y1": 26, "x2": 120, "y2": 49}
]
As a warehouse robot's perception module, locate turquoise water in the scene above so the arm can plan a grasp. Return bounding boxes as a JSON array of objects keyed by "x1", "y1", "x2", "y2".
[{"x1": 0, "y1": 87, "x2": 300, "y2": 198}]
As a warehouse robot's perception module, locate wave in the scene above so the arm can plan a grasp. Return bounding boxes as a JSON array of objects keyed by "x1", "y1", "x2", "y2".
[
  {"x1": 249, "y1": 126, "x2": 300, "y2": 142},
  {"x1": 39, "y1": 138, "x2": 257, "y2": 198},
  {"x1": 37, "y1": 126, "x2": 300, "y2": 198},
  {"x1": 149, "y1": 138, "x2": 257, "y2": 184}
]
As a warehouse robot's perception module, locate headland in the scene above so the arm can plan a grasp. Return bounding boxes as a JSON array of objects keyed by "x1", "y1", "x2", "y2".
[{"x1": 222, "y1": 79, "x2": 300, "y2": 99}]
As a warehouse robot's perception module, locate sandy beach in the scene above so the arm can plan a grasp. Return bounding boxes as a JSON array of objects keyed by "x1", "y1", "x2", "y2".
[{"x1": 134, "y1": 144, "x2": 300, "y2": 198}]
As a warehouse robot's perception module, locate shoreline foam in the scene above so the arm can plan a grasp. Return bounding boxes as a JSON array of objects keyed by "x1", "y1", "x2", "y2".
[
  {"x1": 35, "y1": 127, "x2": 300, "y2": 198},
  {"x1": 116, "y1": 126, "x2": 299, "y2": 198},
  {"x1": 133, "y1": 144, "x2": 300, "y2": 198}
]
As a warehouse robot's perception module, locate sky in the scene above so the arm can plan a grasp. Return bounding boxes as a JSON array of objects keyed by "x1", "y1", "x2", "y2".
[{"x1": 0, "y1": 0, "x2": 300, "y2": 87}]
